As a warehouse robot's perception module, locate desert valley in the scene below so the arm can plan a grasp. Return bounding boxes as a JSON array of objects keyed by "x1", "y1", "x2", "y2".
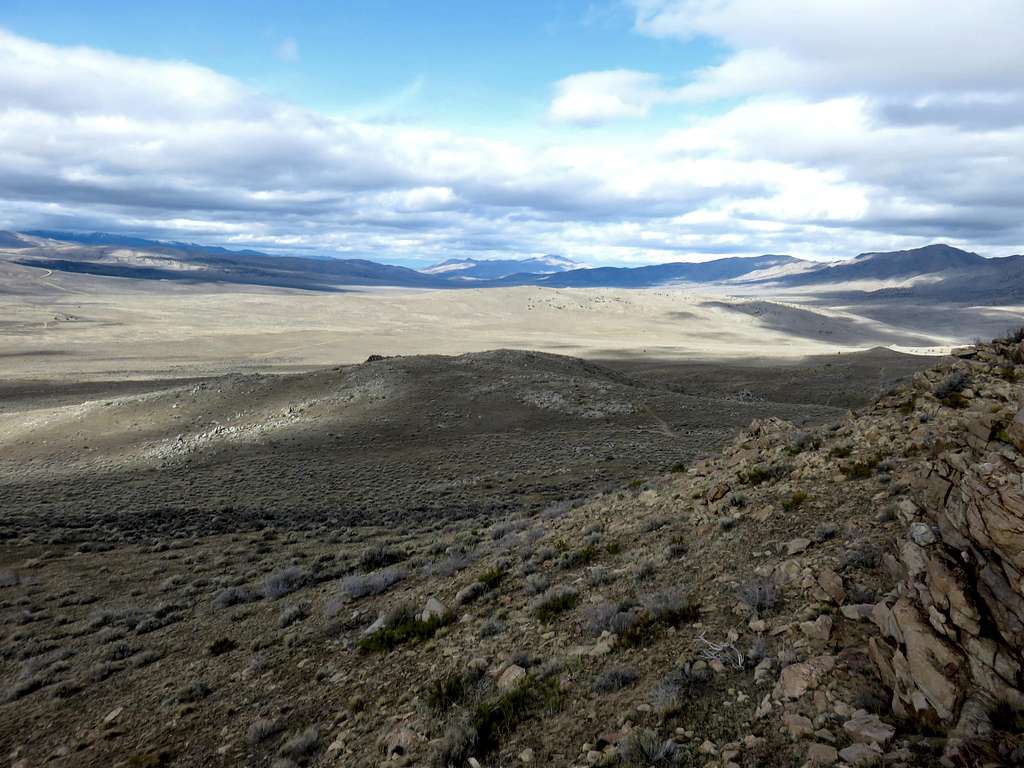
[
  {"x1": 1, "y1": 229, "x2": 1024, "y2": 767},
  {"x1": 3, "y1": 4, "x2": 1024, "y2": 767}
]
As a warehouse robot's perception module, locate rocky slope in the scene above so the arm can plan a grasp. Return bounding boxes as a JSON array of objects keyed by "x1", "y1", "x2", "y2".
[{"x1": 1, "y1": 336, "x2": 1022, "y2": 768}]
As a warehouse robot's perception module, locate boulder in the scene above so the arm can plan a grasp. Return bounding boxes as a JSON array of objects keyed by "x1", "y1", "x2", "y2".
[
  {"x1": 842, "y1": 713, "x2": 895, "y2": 747},
  {"x1": 420, "y1": 597, "x2": 447, "y2": 622},
  {"x1": 776, "y1": 656, "x2": 835, "y2": 700},
  {"x1": 806, "y1": 742, "x2": 838, "y2": 765},
  {"x1": 497, "y1": 664, "x2": 526, "y2": 692}
]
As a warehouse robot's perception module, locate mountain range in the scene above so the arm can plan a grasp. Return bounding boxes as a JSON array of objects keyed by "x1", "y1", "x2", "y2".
[
  {"x1": 2, "y1": 230, "x2": 1022, "y2": 302},
  {"x1": 421, "y1": 255, "x2": 581, "y2": 280}
]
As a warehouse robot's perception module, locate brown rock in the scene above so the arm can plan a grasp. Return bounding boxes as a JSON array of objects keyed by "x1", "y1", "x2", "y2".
[
  {"x1": 497, "y1": 665, "x2": 526, "y2": 692},
  {"x1": 776, "y1": 655, "x2": 835, "y2": 700},
  {"x1": 800, "y1": 615, "x2": 833, "y2": 642},
  {"x1": 782, "y1": 713, "x2": 813, "y2": 739},
  {"x1": 892, "y1": 598, "x2": 964, "y2": 721},
  {"x1": 842, "y1": 713, "x2": 895, "y2": 746},
  {"x1": 1007, "y1": 404, "x2": 1024, "y2": 451},
  {"x1": 838, "y1": 743, "x2": 882, "y2": 765},
  {"x1": 806, "y1": 742, "x2": 838, "y2": 765},
  {"x1": 816, "y1": 569, "x2": 845, "y2": 605}
]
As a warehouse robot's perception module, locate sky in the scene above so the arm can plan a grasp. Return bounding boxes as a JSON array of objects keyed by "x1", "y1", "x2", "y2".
[{"x1": 1, "y1": 1, "x2": 1023, "y2": 267}]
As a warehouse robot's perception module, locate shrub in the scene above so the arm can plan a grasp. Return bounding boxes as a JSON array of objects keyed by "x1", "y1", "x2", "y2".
[
  {"x1": 740, "y1": 462, "x2": 791, "y2": 486},
  {"x1": 357, "y1": 611, "x2": 454, "y2": 653},
  {"x1": 426, "y1": 668, "x2": 482, "y2": 712},
  {"x1": 738, "y1": 577, "x2": 783, "y2": 613},
  {"x1": 262, "y1": 568, "x2": 306, "y2": 600},
  {"x1": 478, "y1": 617, "x2": 506, "y2": 638},
  {"x1": 616, "y1": 614, "x2": 658, "y2": 648},
  {"x1": 642, "y1": 589, "x2": 700, "y2": 626},
  {"x1": 277, "y1": 726, "x2": 320, "y2": 761},
  {"x1": 247, "y1": 717, "x2": 284, "y2": 745},
  {"x1": 650, "y1": 663, "x2": 713, "y2": 716},
  {"x1": 469, "y1": 676, "x2": 560, "y2": 758},
  {"x1": 727, "y1": 492, "x2": 747, "y2": 509},
  {"x1": 524, "y1": 573, "x2": 550, "y2": 595},
  {"x1": 620, "y1": 729, "x2": 680, "y2": 767},
  {"x1": 815, "y1": 522, "x2": 839, "y2": 541},
  {"x1": 781, "y1": 491, "x2": 808, "y2": 511},
  {"x1": 786, "y1": 431, "x2": 820, "y2": 455},
  {"x1": 490, "y1": 519, "x2": 527, "y2": 541},
  {"x1": 842, "y1": 542, "x2": 882, "y2": 571},
  {"x1": 170, "y1": 680, "x2": 211, "y2": 705},
  {"x1": 339, "y1": 567, "x2": 405, "y2": 601},
  {"x1": 279, "y1": 602, "x2": 310, "y2": 628},
  {"x1": 359, "y1": 544, "x2": 404, "y2": 571},
  {"x1": 635, "y1": 559, "x2": 658, "y2": 581},
  {"x1": 586, "y1": 601, "x2": 633, "y2": 637},
  {"x1": 1007, "y1": 326, "x2": 1024, "y2": 343},
  {"x1": 586, "y1": 566, "x2": 613, "y2": 586},
  {"x1": 478, "y1": 567, "x2": 506, "y2": 591},
  {"x1": 430, "y1": 550, "x2": 475, "y2": 577},
  {"x1": 841, "y1": 457, "x2": 880, "y2": 479},
  {"x1": 829, "y1": 442, "x2": 853, "y2": 459},
  {"x1": 89, "y1": 606, "x2": 144, "y2": 631},
  {"x1": 212, "y1": 584, "x2": 262, "y2": 609},
  {"x1": 592, "y1": 667, "x2": 640, "y2": 693},
  {"x1": 532, "y1": 585, "x2": 579, "y2": 623},
  {"x1": 934, "y1": 371, "x2": 970, "y2": 404},
  {"x1": 559, "y1": 545, "x2": 597, "y2": 570}
]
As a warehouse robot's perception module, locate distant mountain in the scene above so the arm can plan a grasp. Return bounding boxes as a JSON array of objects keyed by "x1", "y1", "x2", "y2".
[
  {"x1": 775, "y1": 244, "x2": 985, "y2": 285},
  {"x1": 0, "y1": 231, "x2": 31, "y2": 249},
  {"x1": 6, "y1": 232, "x2": 1022, "y2": 302},
  {"x1": 421, "y1": 255, "x2": 581, "y2": 280},
  {"x1": 24, "y1": 230, "x2": 278, "y2": 258},
  {"x1": 765, "y1": 243, "x2": 1024, "y2": 302},
  {"x1": 501, "y1": 255, "x2": 802, "y2": 288},
  {"x1": 13, "y1": 231, "x2": 446, "y2": 291}
]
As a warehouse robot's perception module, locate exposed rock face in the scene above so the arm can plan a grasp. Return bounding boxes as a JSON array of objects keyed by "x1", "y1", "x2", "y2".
[{"x1": 869, "y1": 341, "x2": 1024, "y2": 763}]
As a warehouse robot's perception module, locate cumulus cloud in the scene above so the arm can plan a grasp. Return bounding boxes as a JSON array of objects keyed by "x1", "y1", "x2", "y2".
[
  {"x1": 1, "y1": 22, "x2": 1023, "y2": 265},
  {"x1": 549, "y1": 69, "x2": 670, "y2": 124},
  {"x1": 631, "y1": 0, "x2": 1024, "y2": 100}
]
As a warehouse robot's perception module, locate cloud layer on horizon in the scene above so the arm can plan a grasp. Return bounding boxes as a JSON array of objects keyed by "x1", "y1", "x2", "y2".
[{"x1": 1, "y1": 5, "x2": 1024, "y2": 265}]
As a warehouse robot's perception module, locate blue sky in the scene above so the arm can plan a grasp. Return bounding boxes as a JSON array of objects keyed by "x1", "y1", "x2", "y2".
[
  {"x1": 1, "y1": 1, "x2": 718, "y2": 133},
  {"x1": 1, "y1": 1, "x2": 1023, "y2": 265}
]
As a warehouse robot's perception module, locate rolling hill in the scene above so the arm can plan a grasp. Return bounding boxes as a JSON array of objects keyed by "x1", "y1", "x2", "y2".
[{"x1": 2, "y1": 232, "x2": 1022, "y2": 302}]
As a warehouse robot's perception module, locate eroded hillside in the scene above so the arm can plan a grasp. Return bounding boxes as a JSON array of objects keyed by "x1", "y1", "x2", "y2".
[{"x1": 1, "y1": 337, "x2": 1023, "y2": 767}]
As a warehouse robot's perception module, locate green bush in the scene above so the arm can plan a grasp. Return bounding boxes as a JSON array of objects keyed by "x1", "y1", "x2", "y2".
[
  {"x1": 478, "y1": 567, "x2": 506, "y2": 591},
  {"x1": 470, "y1": 676, "x2": 560, "y2": 756},
  {"x1": 357, "y1": 612, "x2": 453, "y2": 654},
  {"x1": 781, "y1": 491, "x2": 808, "y2": 511},
  {"x1": 841, "y1": 457, "x2": 879, "y2": 479},
  {"x1": 426, "y1": 672, "x2": 470, "y2": 712},
  {"x1": 533, "y1": 586, "x2": 579, "y2": 623}
]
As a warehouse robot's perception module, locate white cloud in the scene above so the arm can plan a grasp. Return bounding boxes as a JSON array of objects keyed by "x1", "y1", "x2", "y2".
[
  {"x1": 631, "y1": 0, "x2": 1024, "y2": 100},
  {"x1": 549, "y1": 69, "x2": 668, "y2": 124},
  {"x1": 1, "y1": 25, "x2": 1023, "y2": 265}
]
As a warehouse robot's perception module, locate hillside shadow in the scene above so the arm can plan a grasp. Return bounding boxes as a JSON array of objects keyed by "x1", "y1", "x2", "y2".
[{"x1": 697, "y1": 300, "x2": 942, "y2": 347}]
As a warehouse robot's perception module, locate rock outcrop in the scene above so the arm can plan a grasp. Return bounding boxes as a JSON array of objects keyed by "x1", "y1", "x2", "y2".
[{"x1": 867, "y1": 337, "x2": 1024, "y2": 764}]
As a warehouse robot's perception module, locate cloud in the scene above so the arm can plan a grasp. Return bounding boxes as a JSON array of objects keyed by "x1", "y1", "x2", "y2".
[
  {"x1": 549, "y1": 69, "x2": 669, "y2": 124},
  {"x1": 1, "y1": 25, "x2": 1023, "y2": 266},
  {"x1": 630, "y1": 0, "x2": 1024, "y2": 101},
  {"x1": 274, "y1": 36, "x2": 299, "y2": 63}
]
